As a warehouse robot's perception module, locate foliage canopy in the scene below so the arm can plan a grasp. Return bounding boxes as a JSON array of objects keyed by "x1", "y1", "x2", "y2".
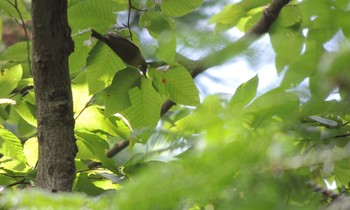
[{"x1": 1, "y1": 0, "x2": 350, "y2": 209}]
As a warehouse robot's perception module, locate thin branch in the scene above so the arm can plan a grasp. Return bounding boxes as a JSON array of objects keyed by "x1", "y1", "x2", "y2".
[
  {"x1": 87, "y1": 140, "x2": 129, "y2": 169},
  {"x1": 6, "y1": 178, "x2": 29, "y2": 188},
  {"x1": 106, "y1": 140, "x2": 129, "y2": 158},
  {"x1": 6, "y1": 0, "x2": 32, "y2": 73},
  {"x1": 74, "y1": 96, "x2": 93, "y2": 120},
  {"x1": 127, "y1": 0, "x2": 133, "y2": 41}
]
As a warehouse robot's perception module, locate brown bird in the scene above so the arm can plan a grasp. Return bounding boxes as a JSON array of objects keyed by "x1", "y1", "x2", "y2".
[{"x1": 91, "y1": 29, "x2": 147, "y2": 76}]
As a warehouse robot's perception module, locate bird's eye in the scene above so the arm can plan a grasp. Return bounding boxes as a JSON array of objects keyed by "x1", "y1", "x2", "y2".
[{"x1": 138, "y1": 65, "x2": 143, "y2": 70}]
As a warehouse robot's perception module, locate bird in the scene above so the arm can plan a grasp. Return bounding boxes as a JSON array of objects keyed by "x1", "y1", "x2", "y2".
[{"x1": 91, "y1": 29, "x2": 148, "y2": 76}]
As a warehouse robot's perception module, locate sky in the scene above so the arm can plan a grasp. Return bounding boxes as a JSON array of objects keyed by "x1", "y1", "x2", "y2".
[{"x1": 195, "y1": 32, "x2": 279, "y2": 101}]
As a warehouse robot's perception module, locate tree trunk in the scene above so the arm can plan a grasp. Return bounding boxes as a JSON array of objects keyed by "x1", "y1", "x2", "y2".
[{"x1": 32, "y1": 0, "x2": 77, "y2": 191}]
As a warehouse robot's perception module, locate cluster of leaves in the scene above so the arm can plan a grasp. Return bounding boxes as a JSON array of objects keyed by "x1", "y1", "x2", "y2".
[{"x1": 1, "y1": 0, "x2": 350, "y2": 209}]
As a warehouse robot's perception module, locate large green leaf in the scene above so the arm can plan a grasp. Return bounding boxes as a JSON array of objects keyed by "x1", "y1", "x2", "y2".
[
  {"x1": 160, "y1": 0, "x2": 204, "y2": 17},
  {"x1": 86, "y1": 41, "x2": 125, "y2": 94},
  {"x1": 76, "y1": 130, "x2": 118, "y2": 173},
  {"x1": 247, "y1": 88, "x2": 300, "y2": 122},
  {"x1": 229, "y1": 75, "x2": 258, "y2": 110},
  {"x1": 275, "y1": 5, "x2": 302, "y2": 27},
  {"x1": 104, "y1": 68, "x2": 141, "y2": 116},
  {"x1": 175, "y1": 95, "x2": 223, "y2": 133},
  {"x1": 68, "y1": 0, "x2": 125, "y2": 33},
  {"x1": 122, "y1": 78, "x2": 161, "y2": 129},
  {"x1": 0, "y1": 128, "x2": 26, "y2": 163},
  {"x1": 0, "y1": 42, "x2": 31, "y2": 75},
  {"x1": 23, "y1": 137, "x2": 38, "y2": 168},
  {"x1": 269, "y1": 26, "x2": 304, "y2": 72},
  {"x1": 13, "y1": 100, "x2": 37, "y2": 127},
  {"x1": 72, "y1": 83, "x2": 92, "y2": 118},
  {"x1": 74, "y1": 172, "x2": 105, "y2": 196},
  {"x1": 209, "y1": 4, "x2": 245, "y2": 26},
  {"x1": 0, "y1": 64, "x2": 22, "y2": 98},
  {"x1": 75, "y1": 105, "x2": 128, "y2": 138},
  {"x1": 209, "y1": 0, "x2": 270, "y2": 30},
  {"x1": 139, "y1": 12, "x2": 176, "y2": 63},
  {"x1": 70, "y1": 32, "x2": 92, "y2": 77},
  {"x1": 150, "y1": 65, "x2": 199, "y2": 106},
  {"x1": 0, "y1": 0, "x2": 31, "y2": 21}
]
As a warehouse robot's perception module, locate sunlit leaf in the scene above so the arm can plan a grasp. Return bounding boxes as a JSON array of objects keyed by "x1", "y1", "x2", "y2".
[
  {"x1": 150, "y1": 65, "x2": 199, "y2": 106},
  {"x1": 0, "y1": 64, "x2": 22, "y2": 98},
  {"x1": 160, "y1": 0, "x2": 204, "y2": 17},
  {"x1": 13, "y1": 100, "x2": 37, "y2": 127},
  {"x1": 229, "y1": 75, "x2": 258, "y2": 110},
  {"x1": 23, "y1": 137, "x2": 38, "y2": 168},
  {"x1": 0, "y1": 0, "x2": 31, "y2": 20},
  {"x1": 75, "y1": 105, "x2": 127, "y2": 138},
  {"x1": 76, "y1": 130, "x2": 118, "y2": 173},
  {"x1": 104, "y1": 68, "x2": 141, "y2": 116},
  {"x1": 68, "y1": 0, "x2": 125, "y2": 33},
  {"x1": 0, "y1": 128, "x2": 26, "y2": 163},
  {"x1": 122, "y1": 79, "x2": 161, "y2": 129},
  {"x1": 86, "y1": 41, "x2": 125, "y2": 94}
]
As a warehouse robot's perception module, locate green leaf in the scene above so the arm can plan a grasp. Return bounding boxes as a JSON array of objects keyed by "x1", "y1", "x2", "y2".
[
  {"x1": 334, "y1": 160, "x2": 350, "y2": 186},
  {"x1": 13, "y1": 100, "x2": 37, "y2": 127},
  {"x1": 209, "y1": 0, "x2": 270, "y2": 30},
  {"x1": 74, "y1": 172, "x2": 105, "y2": 196},
  {"x1": 276, "y1": 5, "x2": 302, "y2": 27},
  {"x1": 150, "y1": 65, "x2": 199, "y2": 106},
  {"x1": 86, "y1": 41, "x2": 125, "y2": 94},
  {"x1": 0, "y1": 64, "x2": 22, "y2": 98},
  {"x1": 75, "y1": 105, "x2": 127, "y2": 137},
  {"x1": 160, "y1": 0, "x2": 204, "y2": 17},
  {"x1": 0, "y1": 42, "x2": 31, "y2": 75},
  {"x1": 76, "y1": 139, "x2": 95, "y2": 160},
  {"x1": 0, "y1": 0, "x2": 31, "y2": 21},
  {"x1": 104, "y1": 68, "x2": 141, "y2": 116},
  {"x1": 247, "y1": 88, "x2": 300, "y2": 121},
  {"x1": 0, "y1": 128, "x2": 26, "y2": 163},
  {"x1": 175, "y1": 95, "x2": 223, "y2": 133},
  {"x1": 156, "y1": 30, "x2": 176, "y2": 64},
  {"x1": 139, "y1": 12, "x2": 176, "y2": 63},
  {"x1": 122, "y1": 79, "x2": 161, "y2": 129},
  {"x1": 269, "y1": 26, "x2": 304, "y2": 72},
  {"x1": 23, "y1": 137, "x2": 38, "y2": 168},
  {"x1": 229, "y1": 75, "x2": 258, "y2": 110},
  {"x1": 68, "y1": 0, "x2": 126, "y2": 33},
  {"x1": 72, "y1": 83, "x2": 92, "y2": 118},
  {"x1": 209, "y1": 4, "x2": 245, "y2": 30},
  {"x1": 140, "y1": 11, "x2": 173, "y2": 36},
  {"x1": 76, "y1": 130, "x2": 118, "y2": 173},
  {"x1": 70, "y1": 32, "x2": 92, "y2": 77},
  {"x1": 281, "y1": 50, "x2": 321, "y2": 88}
]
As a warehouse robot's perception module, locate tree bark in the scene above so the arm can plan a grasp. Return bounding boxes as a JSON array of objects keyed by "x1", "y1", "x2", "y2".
[{"x1": 32, "y1": 0, "x2": 77, "y2": 191}]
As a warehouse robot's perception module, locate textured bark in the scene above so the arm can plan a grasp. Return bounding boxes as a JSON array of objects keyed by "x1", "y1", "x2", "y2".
[{"x1": 32, "y1": 0, "x2": 77, "y2": 191}]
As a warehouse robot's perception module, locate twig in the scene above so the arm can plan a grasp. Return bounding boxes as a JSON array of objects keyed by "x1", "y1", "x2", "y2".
[
  {"x1": 74, "y1": 96, "x2": 93, "y2": 120},
  {"x1": 87, "y1": 140, "x2": 129, "y2": 169},
  {"x1": 127, "y1": 0, "x2": 133, "y2": 41},
  {"x1": 6, "y1": 178, "x2": 29, "y2": 188},
  {"x1": 6, "y1": 0, "x2": 32, "y2": 73}
]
